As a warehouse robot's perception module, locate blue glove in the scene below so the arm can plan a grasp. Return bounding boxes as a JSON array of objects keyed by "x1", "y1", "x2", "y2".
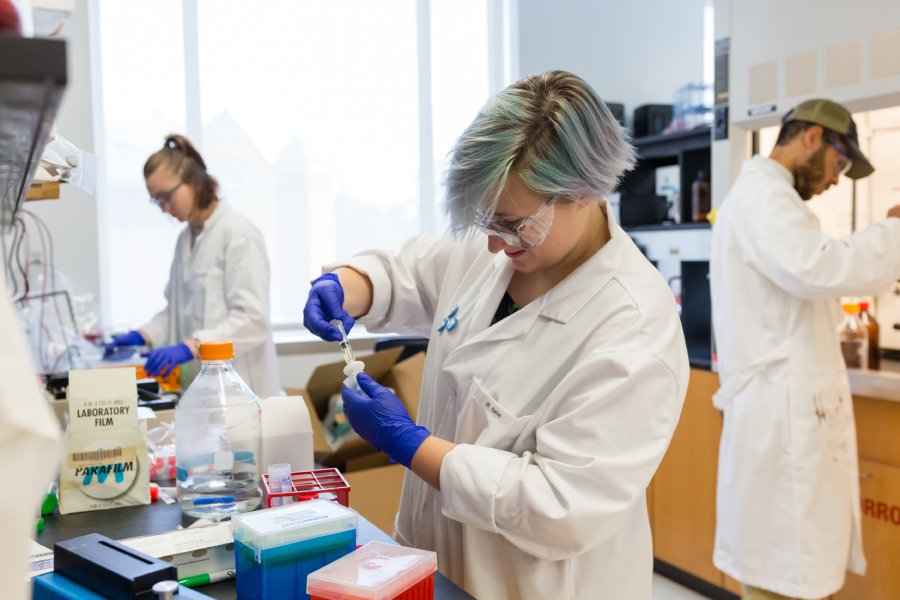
[
  {"x1": 143, "y1": 343, "x2": 194, "y2": 378},
  {"x1": 303, "y1": 273, "x2": 355, "y2": 342},
  {"x1": 341, "y1": 372, "x2": 430, "y2": 468},
  {"x1": 104, "y1": 330, "x2": 146, "y2": 358}
]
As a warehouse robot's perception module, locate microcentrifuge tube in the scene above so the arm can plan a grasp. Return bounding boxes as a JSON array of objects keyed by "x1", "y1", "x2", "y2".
[{"x1": 330, "y1": 319, "x2": 355, "y2": 365}]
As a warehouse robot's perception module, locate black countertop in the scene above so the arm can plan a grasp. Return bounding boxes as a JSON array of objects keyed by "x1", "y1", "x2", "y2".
[{"x1": 36, "y1": 499, "x2": 473, "y2": 599}]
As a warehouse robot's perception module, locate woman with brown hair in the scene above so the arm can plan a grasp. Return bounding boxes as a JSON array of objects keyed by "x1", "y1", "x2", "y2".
[{"x1": 105, "y1": 134, "x2": 280, "y2": 397}]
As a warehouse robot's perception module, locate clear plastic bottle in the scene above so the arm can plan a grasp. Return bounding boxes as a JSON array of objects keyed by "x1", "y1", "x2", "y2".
[
  {"x1": 858, "y1": 301, "x2": 880, "y2": 370},
  {"x1": 839, "y1": 303, "x2": 869, "y2": 370},
  {"x1": 176, "y1": 341, "x2": 262, "y2": 520}
]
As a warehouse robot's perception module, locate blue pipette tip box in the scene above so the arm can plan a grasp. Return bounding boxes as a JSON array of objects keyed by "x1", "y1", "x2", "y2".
[{"x1": 232, "y1": 499, "x2": 358, "y2": 600}]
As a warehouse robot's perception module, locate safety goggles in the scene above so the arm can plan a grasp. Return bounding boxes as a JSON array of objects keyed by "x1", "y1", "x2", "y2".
[
  {"x1": 824, "y1": 132, "x2": 852, "y2": 177},
  {"x1": 474, "y1": 200, "x2": 555, "y2": 249},
  {"x1": 149, "y1": 181, "x2": 184, "y2": 209}
]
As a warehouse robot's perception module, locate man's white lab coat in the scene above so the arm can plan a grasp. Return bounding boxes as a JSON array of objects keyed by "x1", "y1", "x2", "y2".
[
  {"x1": 335, "y1": 203, "x2": 688, "y2": 599},
  {"x1": 141, "y1": 202, "x2": 280, "y2": 397},
  {"x1": 710, "y1": 156, "x2": 900, "y2": 598}
]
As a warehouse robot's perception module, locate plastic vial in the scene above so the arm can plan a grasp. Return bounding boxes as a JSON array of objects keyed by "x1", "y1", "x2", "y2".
[
  {"x1": 343, "y1": 360, "x2": 366, "y2": 394},
  {"x1": 175, "y1": 341, "x2": 262, "y2": 520},
  {"x1": 267, "y1": 463, "x2": 294, "y2": 506},
  {"x1": 839, "y1": 303, "x2": 869, "y2": 370}
]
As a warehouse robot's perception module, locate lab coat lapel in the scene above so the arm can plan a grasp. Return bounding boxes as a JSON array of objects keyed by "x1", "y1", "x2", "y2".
[
  {"x1": 191, "y1": 201, "x2": 229, "y2": 253},
  {"x1": 538, "y1": 216, "x2": 623, "y2": 325},
  {"x1": 444, "y1": 253, "x2": 528, "y2": 356}
]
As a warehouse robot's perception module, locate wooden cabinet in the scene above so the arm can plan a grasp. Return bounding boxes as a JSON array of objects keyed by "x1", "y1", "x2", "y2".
[
  {"x1": 836, "y1": 459, "x2": 900, "y2": 600},
  {"x1": 836, "y1": 395, "x2": 900, "y2": 599},
  {"x1": 651, "y1": 368, "x2": 722, "y2": 585},
  {"x1": 653, "y1": 370, "x2": 900, "y2": 598}
]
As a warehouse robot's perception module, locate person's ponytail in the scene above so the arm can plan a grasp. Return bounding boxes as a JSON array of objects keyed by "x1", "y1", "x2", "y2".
[{"x1": 144, "y1": 134, "x2": 219, "y2": 210}]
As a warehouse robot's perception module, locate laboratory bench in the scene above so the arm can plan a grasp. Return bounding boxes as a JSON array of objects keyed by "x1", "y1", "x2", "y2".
[
  {"x1": 847, "y1": 357, "x2": 900, "y2": 403},
  {"x1": 36, "y1": 499, "x2": 474, "y2": 600},
  {"x1": 649, "y1": 365, "x2": 900, "y2": 599}
]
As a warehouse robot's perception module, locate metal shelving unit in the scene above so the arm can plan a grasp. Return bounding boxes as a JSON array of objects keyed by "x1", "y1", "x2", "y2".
[{"x1": 0, "y1": 35, "x2": 67, "y2": 233}]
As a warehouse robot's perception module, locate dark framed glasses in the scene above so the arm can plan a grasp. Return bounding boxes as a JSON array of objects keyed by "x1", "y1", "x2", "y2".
[{"x1": 149, "y1": 182, "x2": 184, "y2": 208}]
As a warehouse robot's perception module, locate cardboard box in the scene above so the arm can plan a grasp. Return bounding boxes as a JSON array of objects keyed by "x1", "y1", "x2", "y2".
[
  {"x1": 344, "y1": 463, "x2": 407, "y2": 536},
  {"x1": 286, "y1": 348, "x2": 425, "y2": 469}
]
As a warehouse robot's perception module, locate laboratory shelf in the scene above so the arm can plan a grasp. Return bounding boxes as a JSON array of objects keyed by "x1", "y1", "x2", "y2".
[{"x1": 0, "y1": 35, "x2": 67, "y2": 232}]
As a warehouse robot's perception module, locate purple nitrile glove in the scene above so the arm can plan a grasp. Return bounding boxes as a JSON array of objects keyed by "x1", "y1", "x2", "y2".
[
  {"x1": 143, "y1": 342, "x2": 194, "y2": 378},
  {"x1": 303, "y1": 272, "x2": 355, "y2": 342},
  {"x1": 104, "y1": 330, "x2": 146, "y2": 358},
  {"x1": 341, "y1": 372, "x2": 430, "y2": 468}
]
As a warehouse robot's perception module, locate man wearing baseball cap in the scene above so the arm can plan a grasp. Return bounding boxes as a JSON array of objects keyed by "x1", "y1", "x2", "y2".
[{"x1": 710, "y1": 98, "x2": 900, "y2": 600}]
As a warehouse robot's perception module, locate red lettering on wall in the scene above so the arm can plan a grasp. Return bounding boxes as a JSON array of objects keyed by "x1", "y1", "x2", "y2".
[{"x1": 861, "y1": 497, "x2": 900, "y2": 526}]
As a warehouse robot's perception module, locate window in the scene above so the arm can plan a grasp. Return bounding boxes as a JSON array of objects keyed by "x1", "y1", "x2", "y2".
[{"x1": 96, "y1": 1, "x2": 513, "y2": 328}]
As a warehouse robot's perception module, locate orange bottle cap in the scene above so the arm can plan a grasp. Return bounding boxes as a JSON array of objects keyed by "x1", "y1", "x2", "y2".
[
  {"x1": 199, "y1": 341, "x2": 234, "y2": 361},
  {"x1": 859, "y1": 301, "x2": 869, "y2": 311}
]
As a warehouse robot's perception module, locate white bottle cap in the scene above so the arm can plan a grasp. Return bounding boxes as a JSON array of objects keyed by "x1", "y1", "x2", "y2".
[{"x1": 342, "y1": 360, "x2": 365, "y2": 378}]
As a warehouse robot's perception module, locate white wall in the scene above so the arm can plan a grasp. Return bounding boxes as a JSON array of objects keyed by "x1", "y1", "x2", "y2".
[
  {"x1": 516, "y1": 0, "x2": 708, "y2": 126},
  {"x1": 712, "y1": 0, "x2": 900, "y2": 206},
  {"x1": 25, "y1": 2, "x2": 711, "y2": 387},
  {"x1": 725, "y1": 0, "x2": 900, "y2": 130},
  {"x1": 26, "y1": 0, "x2": 100, "y2": 303},
  {"x1": 34, "y1": 0, "x2": 712, "y2": 308}
]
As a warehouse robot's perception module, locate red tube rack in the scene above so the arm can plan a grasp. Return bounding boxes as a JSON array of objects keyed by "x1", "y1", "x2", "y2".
[{"x1": 261, "y1": 468, "x2": 350, "y2": 509}]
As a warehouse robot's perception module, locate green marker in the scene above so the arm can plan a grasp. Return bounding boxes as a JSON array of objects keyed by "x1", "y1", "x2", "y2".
[{"x1": 178, "y1": 570, "x2": 235, "y2": 587}]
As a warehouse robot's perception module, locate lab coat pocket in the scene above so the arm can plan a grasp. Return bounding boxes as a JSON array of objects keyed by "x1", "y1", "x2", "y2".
[
  {"x1": 794, "y1": 374, "x2": 850, "y2": 452},
  {"x1": 815, "y1": 387, "x2": 852, "y2": 451},
  {"x1": 455, "y1": 377, "x2": 527, "y2": 450}
]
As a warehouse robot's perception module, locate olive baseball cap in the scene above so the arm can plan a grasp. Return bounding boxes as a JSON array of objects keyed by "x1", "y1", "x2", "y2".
[{"x1": 782, "y1": 98, "x2": 874, "y2": 179}]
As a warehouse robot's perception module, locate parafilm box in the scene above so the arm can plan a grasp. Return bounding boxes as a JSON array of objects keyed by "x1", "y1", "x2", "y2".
[{"x1": 59, "y1": 368, "x2": 149, "y2": 514}]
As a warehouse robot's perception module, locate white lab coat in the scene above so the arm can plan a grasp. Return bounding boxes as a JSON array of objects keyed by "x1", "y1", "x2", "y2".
[
  {"x1": 141, "y1": 202, "x2": 281, "y2": 397},
  {"x1": 335, "y1": 203, "x2": 688, "y2": 599},
  {"x1": 0, "y1": 279, "x2": 62, "y2": 599},
  {"x1": 710, "y1": 156, "x2": 900, "y2": 598}
]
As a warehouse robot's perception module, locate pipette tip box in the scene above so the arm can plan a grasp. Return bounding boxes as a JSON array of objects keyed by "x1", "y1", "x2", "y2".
[
  {"x1": 306, "y1": 541, "x2": 437, "y2": 600},
  {"x1": 232, "y1": 499, "x2": 358, "y2": 600}
]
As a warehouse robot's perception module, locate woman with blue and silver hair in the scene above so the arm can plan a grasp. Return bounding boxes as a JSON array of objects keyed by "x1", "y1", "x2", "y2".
[{"x1": 304, "y1": 70, "x2": 688, "y2": 599}]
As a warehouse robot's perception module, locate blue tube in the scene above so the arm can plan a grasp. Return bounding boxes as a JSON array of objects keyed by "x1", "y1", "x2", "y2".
[{"x1": 192, "y1": 496, "x2": 236, "y2": 506}]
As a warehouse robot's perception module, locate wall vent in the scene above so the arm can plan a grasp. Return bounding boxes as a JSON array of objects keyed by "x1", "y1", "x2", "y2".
[
  {"x1": 872, "y1": 28, "x2": 900, "y2": 79},
  {"x1": 749, "y1": 61, "x2": 778, "y2": 106},
  {"x1": 785, "y1": 50, "x2": 818, "y2": 97},
  {"x1": 826, "y1": 39, "x2": 863, "y2": 88}
]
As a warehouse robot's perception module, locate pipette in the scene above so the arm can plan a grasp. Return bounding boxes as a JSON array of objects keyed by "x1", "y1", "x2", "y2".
[
  {"x1": 330, "y1": 319, "x2": 355, "y2": 365},
  {"x1": 331, "y1": 319, "x2": 365, "y2": 393}
]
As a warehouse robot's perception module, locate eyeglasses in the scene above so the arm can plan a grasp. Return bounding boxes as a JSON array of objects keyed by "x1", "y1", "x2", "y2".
[
  {"x1": 474, "y1": 200, "x2": 555, "y2": 249},
  {"x1": 149, "y1": 182, "x2": 184, "y2": 208},
  {"x1": 824, "y1": 132, "x2": 852, "y2": 176}
]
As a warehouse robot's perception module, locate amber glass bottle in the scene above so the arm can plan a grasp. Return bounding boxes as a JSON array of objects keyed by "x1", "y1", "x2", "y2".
[
  {"x1": 691, "y1": 170, "x2": 710, "y2": 223},
  {"x1": 858, "y1": 301, "x2": 880, "y2": 370}
]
